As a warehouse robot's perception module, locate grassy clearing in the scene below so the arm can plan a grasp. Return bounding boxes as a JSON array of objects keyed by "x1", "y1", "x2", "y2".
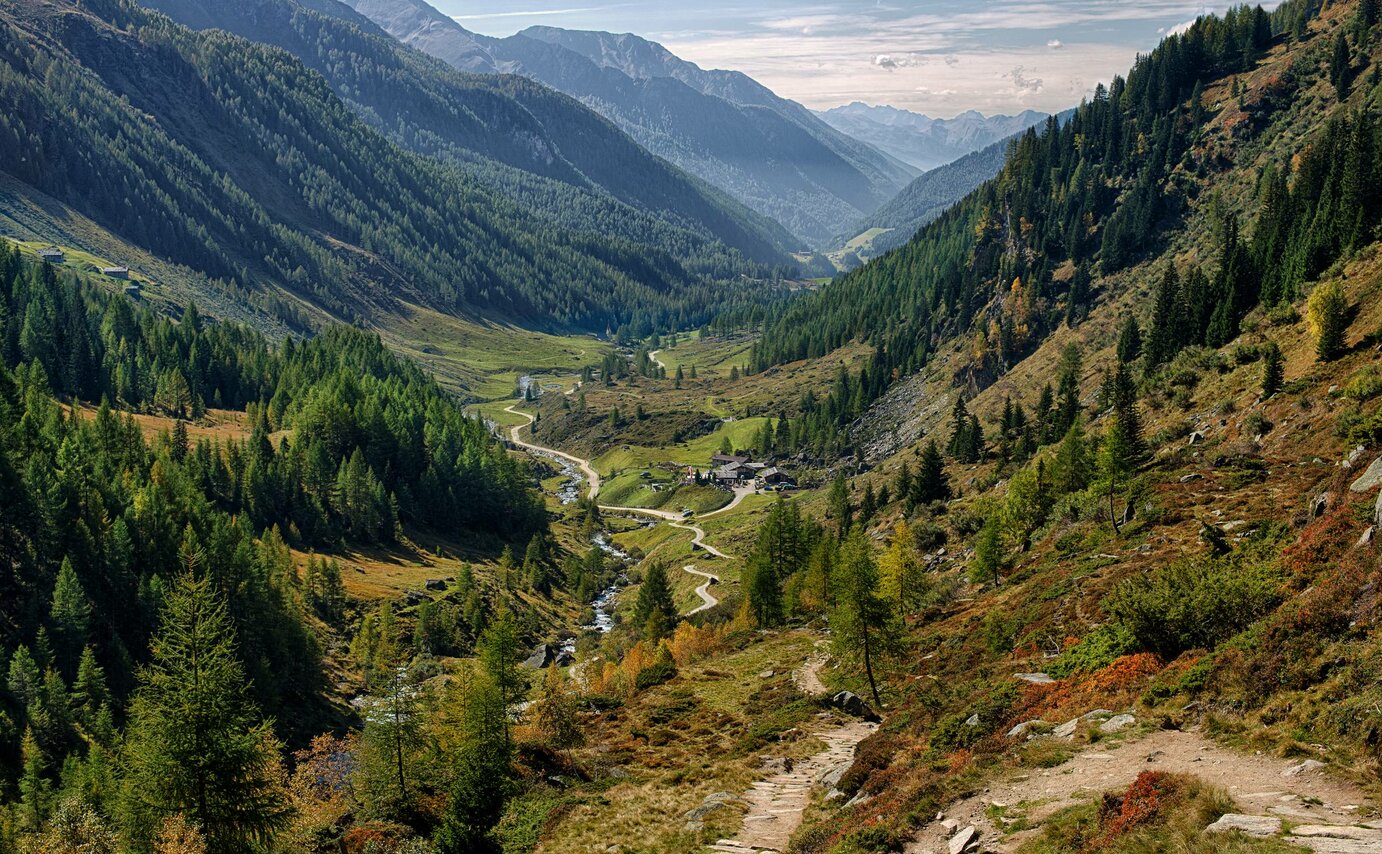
[
  {"x1": 653, "y1": 332, "x2": 755, "y2": 379},
  {"x1": 592, "y1": 417, "x2": 774, "y2": 476},
  {"x1": 376, "y1": 303, "x2": 608, "y2": 399}
]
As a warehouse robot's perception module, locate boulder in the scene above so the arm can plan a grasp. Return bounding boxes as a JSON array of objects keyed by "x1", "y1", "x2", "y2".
[
  {"x1": 683, "y1": 791, "x2": 738, "y2": 829},
  {"x1": 1360, "y1": 527, "x2": 1375, "y2": 549},
  {"x1": 1006, "y1": 720, "x2": 1047, "y2": 738},
  {"x1": 1014, "y1": 672, "x2": 1055, "y2": 684},
  {"x1": 521, "y1": 644, "x2": 557, "y2": 670},
  {"x1": 1352, "y1": 458, "x2": 1382, "y2": 493},
  {"x1": 554, "y1": 650, "x2": 575, "y2": 667},
  {"x1": 1283, "y1": 759, "x2": 1327, "y2": 778},
  {"x1": 830, "y1": 691, "x2": 881, "y2": 723},
  {"x1": 949, "y1": 825, "x2": 979, "y2": 854},
  {"x1": 759, "y1": 756, "x2": 793, "y2": 774},
  {"x1": 1180, "y1": 472, "x2": 1204, "y2": 483},
  {"x1": 964, "y1": 713, "x2": 981, "y2": 727},
  {"x1": 424, "y1": 578, "x2": 447, "y2": 591},
  {"x1": 1188, "y1": 431, "x2": 1206, "y2": 446},
  {"x1": 1206, "y1": 814, "x2": 1283, "y2": 837},
  {"x1": 1054, "y1": 709, "x2": 1113, "y2": 739},
  {"x1": 1099, "y1": 714, "x2": 1136, "y2": 734},
  {"x1": 1376, "y1": 488, "x2": 1382, "y2": 530},
  {"x1": 1344, "y1": 446, "x2": 1368, "y2": 469}
]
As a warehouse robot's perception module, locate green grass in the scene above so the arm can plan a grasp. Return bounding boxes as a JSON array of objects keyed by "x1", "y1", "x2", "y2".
[
  {"x1": 591, "y1": 417, "x2": 774, "y2": 476},
  {"x1": 652, "y1": 332, "x2": 754, "y2": 379},
  {"x1": 376, "y1": 304, "x2": 610, "y2": 399}
]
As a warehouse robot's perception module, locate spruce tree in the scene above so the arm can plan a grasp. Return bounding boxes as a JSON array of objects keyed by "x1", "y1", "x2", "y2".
[
  {"x1": 1261, "y1": 341, "x2": 1285, "y2": 397},
  {"x1": 827, "y1": 473, "x2": 852, "y2": 537},
  {"x1": 1143, "y1": 264, "x2": 1181, "y2": 368},
  {"x1": 49, "y1": 557, "x2": 90, "y2": 677},
  {"x1": 477, "y1": 609, "x2": 525, "y2": 745},
  {"x1": 119, "y1": 573, "x2": 288, "y2": 850},
  {"x1": 633, "y1": 562, "x2": 677, "y2": 638},
  {"x1": 1331, "y1": 30, "x2": 1353, "y2": 100},
  {"x1": 914, "y1": 439, "x2": 952, "y2": 504},
  {"x1": 1116, "y1": 316, "x2": 1142, "y2": 364}
]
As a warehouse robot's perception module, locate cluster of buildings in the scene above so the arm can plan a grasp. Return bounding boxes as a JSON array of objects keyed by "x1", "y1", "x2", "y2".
[
  {"x1": 35, "y1": 246, "x2": 142, "y2": 298},
  {"x1": 693, "y1": 452, "x2": 795, "y2": 490}
]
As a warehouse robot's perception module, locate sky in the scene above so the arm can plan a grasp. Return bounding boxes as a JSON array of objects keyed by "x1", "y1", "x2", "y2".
[{"x1": 435, "y1": 1, "x2": 1278, "y2": 118}]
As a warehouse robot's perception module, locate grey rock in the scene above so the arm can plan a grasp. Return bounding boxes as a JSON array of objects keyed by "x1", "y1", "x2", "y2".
[
  {"x1": 759, "y1": 756, "x2": 793, "y2": 773},
  {"x1": 964, "y1": 713, "x2": 981, "y2": 727},
  {"x1": 1206, "y1": 814, "x2": 1283, "y2": 837},
  {"x1": 1099, "y1": 713, "x2": 1136, "y2": 734},
  {"x1": 1188, "y1": 431, "x2": 1206, "y2": 445},
  {"x1": 830, "y1": 690, "x2": 881, "y2": 723},
  {"x1": 1292, "y1": 826, "x2": 1382, "y2": 842},
  {"x1": 1180, "y1": 472, "x2": 1204, "y2": 482},
  {"x1": 941, "y1": 818, "x2": 959, "y2": 832},
  {"x1": 1052, "y1": 719, "x2": 1079, "y2": 738},
  {"x1": 1284, "y1": 759, "x2": 1327, "y2": 777},
  {"x1": 521, "y1": 644, "x2": 557, "y2": 670},
  {"x1": 1006, "y1": 720, "x2": 1047, "y2": 738},
  {"x1": 949, "y1": 825, "x2": 978, "y2": 854},
  {"x1": 819, "y1": 763, "x2": 848, "y2": 789},
  {"x1": 1014, "y1": 672, "x2": 1054, "y2": 684},
  {"x1": 1360, "y1": 527, "x2": 1375, "y2": 548},
  {"x1": 683, "y1": 791, "x2": 738, "y2": 823},
  {"x1": 1313, "y1": 491, "x2": 1332, "y2": 518},
  {"x1": 424, "y1": 578, "x2": 447, "y2": 591},
  {"x1": 1375, "y1": 488, "x2": 1382, "y2": 530},
  {"x1": 1344, "y1": 446, "x2": 1368, "y2": 468},
  {"x1": 845, "y1": 791, "x2": 871, "y2": 807},
  {"x1": 1351, "y1": 459, "x2": 1382, "y2": 493},
  {"x1": 758, "y1": 669, "x2": 775, "y2": 679}
]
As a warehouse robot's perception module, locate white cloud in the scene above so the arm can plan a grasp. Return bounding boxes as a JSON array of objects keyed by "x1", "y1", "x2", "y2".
[
  {"x1": 1047, "y1": 39, "x2": 1065, "y2": 50},
  {"x1": 873, "y1": 52, "x2": 927, "y2": 70}
]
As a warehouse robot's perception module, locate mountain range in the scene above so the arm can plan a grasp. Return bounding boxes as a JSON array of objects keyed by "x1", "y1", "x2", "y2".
[
  {"x1": 0, "y1": 0, "x2": 798, "y2": 343},
  {"x1": 344, "y1": 0, "x2": 919, "y2": 247},
  {"x1": 816, "y1": 103, "x2": 1050, "y2": 172}
]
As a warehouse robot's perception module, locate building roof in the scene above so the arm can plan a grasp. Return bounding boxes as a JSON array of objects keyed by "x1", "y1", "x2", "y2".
[
  {"x1": 711, "y1": 453, "x2": 749, "y2": 465},
  {"x1": 759, "y1": 467, "x2": 795, "y2": 481}
]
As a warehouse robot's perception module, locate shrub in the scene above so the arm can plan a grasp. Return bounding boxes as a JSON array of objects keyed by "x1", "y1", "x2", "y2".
[
  {"x1": 1342, "y1": 365, "x2": 1382, "y2": 401},
  {"x1": 1243, "y1": 412, "x2": 1273, "y2": 437},
  {"x1": 1103, "y1": 557, "x2": 1285, "y2": 659},
  {"x1": 1048, "y1": 624, "x2": 1137, "y2": 678},
  {"x1": 931, "y1": 683, "x2": 1019, "y2": 751}
]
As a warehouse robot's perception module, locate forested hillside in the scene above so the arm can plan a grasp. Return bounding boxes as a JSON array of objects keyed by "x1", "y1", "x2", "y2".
[
  {"x1": 141, "y1": 0, "x2": 797, "y2": 268},
  {"x1": 752, "y1": 0, "x2": 1378, "y2": 437},
  {"x1": 0, "y1": 235, "x2": 578, "y2": 844},
  {"x1": 0, "y1": 0, "x2": 786, "y2": 338}
]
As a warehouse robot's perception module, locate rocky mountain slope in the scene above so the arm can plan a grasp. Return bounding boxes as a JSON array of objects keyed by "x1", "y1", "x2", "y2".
[{"x1": 344, "y1": 0, "x2": 917, "y2": 247}]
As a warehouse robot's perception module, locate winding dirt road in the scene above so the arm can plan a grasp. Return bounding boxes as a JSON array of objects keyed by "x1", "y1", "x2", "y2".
[
  {"x1": 683, "y1": 565, "x2": 720, "y2": 614},
  {"x1": 503, "y1": 402, "x2": 733, "y2": 567},
  {"x1": 504, "y1": 405, "x2": 601, "y2": 500}
]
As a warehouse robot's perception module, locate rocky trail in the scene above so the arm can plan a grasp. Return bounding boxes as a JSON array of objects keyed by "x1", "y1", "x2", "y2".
[
  {"x1": 905, "y1": 725, "x2": 1380, "y2": 854},
  {"x1": 710, "y1": 717, "x2": 877, "y2": 854}
]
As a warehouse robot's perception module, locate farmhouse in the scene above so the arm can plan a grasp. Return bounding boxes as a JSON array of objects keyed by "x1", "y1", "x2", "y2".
[
  {"x1": 710, "y1": 453, "x2": 749, "y2": 466},
  {"x1": 757, "y1": 467, "x2": 796, "y2": 488},
  {"x1": 711, "y1": 462, "x2": 756, "y2": 484},
  {"x1": 102, "y1": 266, "x2": 129, "y2": 279},
  {"x1": 37, "y1": 247, "x2": 64, "y2": 264}
]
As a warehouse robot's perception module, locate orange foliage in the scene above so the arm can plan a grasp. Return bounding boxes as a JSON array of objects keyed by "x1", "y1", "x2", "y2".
[
  {"x1": 1086, "y1": 771, "x2": 1183, "y2": 852},
  {"x1": 666, "y1": 620, "x2": 726, "y2": 666}
]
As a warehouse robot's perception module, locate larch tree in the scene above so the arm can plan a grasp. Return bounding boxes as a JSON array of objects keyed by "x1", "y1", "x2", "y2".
[
  {"x1": 831, "y1": 530, "x2": 898, "y2": 707},
  {"x1": 633, "y1": 562, "x2": 677, "y2": 638},
  {"x1": 119, "y1": 573, "x2": 289, "y2": 850}
]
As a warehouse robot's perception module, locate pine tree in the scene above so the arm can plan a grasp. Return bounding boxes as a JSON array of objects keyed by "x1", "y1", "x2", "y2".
[
  {"x1": 119, "y1": 573, "x2": 288, "y2": 849},
  {"x1": 435, "y1": 668, "x2": 513, "y2": 854},
  {"x1": 1116, "y1": 316, "x2": 1142, "y2": 364},
  {"x1": 633, "y1": 562, "x2": 677, "y2": 638},
  {"x1": 1144, "y1": 265, "x2": 1182, "y2": 369},
  {"x1": 972, "y1": 513, "x2": 1004, "y2": 586},
  {"x1": 1051, "y1": 419, "x2": 1091, "y2": 496},
  {"x1": 1331, "y1": 30, "x2": 1353, "y2": 100},
  {"x1": 50, "y1": 557, "x2": 91, "y2": 677},
  {"x1": 827, "y1": 473, "x2": 852, "y2": 537},
  {"x1": 477, "y1": 609, "x2": 525, "y2": 745},
  {"x1": 1261, "y1": 341, "x2": 1285, "y2": 397},
  {"x1": 674, "y1": 364, "x2": 683, "y2": 389},
  {"x1": 831, "y1": 530, "x2": 898, "y2": 706},
  {"x1": 913, "y1": 439, "x2": 952, "y2": 505}
]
